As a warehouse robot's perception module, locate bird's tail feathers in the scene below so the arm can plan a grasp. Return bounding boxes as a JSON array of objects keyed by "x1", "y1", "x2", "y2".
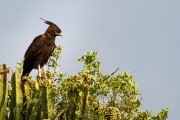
[
  {"x1": 21, "y1": 71, "x2": 30, "y2": 83},
  {"x1": 21, "y1": 75, "x2": 27, "y2": 80}
]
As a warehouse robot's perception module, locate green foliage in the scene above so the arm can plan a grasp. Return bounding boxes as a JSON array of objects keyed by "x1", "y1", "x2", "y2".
[
  {"x1": 152, "y1": 108, "x2": 169, "y2": 120},
  {"x1": 15, "y1": 59, "x2": 23, "y2": 73},
  {"x1": 0, "y1": 64, "x2": 9, "y2": 120},
  {"x1": 9, "y1": 72, "x2": 23, "y2": 120},
  {"x1": 48, "y1": 45, "x2": 62, "y2": 74},
  {"x1": 0, "y1": 46, "x2": 169, "y2": 120},
  {"x1": 53, "y1": 50, "x2": 169, "y2": 120}
]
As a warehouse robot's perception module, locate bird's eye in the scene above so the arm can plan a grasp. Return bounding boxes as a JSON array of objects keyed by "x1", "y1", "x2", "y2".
[{"x1": 55, "y1": 30, "x2": 59, "y2": 33}]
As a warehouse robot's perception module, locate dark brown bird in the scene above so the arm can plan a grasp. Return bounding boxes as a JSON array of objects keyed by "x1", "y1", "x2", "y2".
[{"x1": 22, "y1": 18, "x2": 62, "y2": 80}]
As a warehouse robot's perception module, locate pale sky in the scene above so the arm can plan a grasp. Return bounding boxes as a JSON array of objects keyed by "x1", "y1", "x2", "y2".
[{"x1": 0, "y1": 1, "x2": 179, "y2": 119}]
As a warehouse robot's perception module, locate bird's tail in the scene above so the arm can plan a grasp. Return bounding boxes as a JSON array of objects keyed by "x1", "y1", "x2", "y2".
[
  {"x1": 21, "y1": 75, "x2": 27, "y2": 81},
  {"x1": 21, "y1": 70, "x2": 31, "y2": 83}
]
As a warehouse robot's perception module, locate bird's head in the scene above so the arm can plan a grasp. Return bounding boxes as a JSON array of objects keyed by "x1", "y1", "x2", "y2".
[{"x1": 40, "y1": 18, "x2": 62, "y2": 37}]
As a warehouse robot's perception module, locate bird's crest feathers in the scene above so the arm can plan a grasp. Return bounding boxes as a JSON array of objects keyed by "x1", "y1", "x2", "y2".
[{"x1": 40, "y1": 18, "x2": 54, "y2": 25}]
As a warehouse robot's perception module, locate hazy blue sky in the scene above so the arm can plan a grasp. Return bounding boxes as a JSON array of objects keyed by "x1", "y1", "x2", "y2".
[{"x1": 0, "y1": 1, "x2": 179, "y2": 119}]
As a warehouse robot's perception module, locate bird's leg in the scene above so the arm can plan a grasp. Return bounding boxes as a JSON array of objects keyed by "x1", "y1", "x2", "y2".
[
  {"x1": 38, "y1": 64, "x2": 41, "y2": 78},
  {"x1": 42, "y1": 65, "x2": 47, "y2": 79}
]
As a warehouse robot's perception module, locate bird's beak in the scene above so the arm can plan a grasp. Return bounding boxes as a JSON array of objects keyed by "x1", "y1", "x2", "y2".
[{"x1": 55, "y1": 32, "x2": 62, "y2": 37}]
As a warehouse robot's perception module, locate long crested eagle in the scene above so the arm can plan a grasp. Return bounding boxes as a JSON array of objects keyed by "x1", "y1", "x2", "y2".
[{"x1": 21, "y1": 18, "x2": 62, "y2": 81}]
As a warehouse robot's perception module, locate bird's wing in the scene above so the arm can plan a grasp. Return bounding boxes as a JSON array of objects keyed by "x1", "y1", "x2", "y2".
[
  {"x1": 22, "y1": 34, "x2": 47, "y2": 77},
  {"x1": 24, "y1": 34, "x2": 46, "y2": 59}
]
